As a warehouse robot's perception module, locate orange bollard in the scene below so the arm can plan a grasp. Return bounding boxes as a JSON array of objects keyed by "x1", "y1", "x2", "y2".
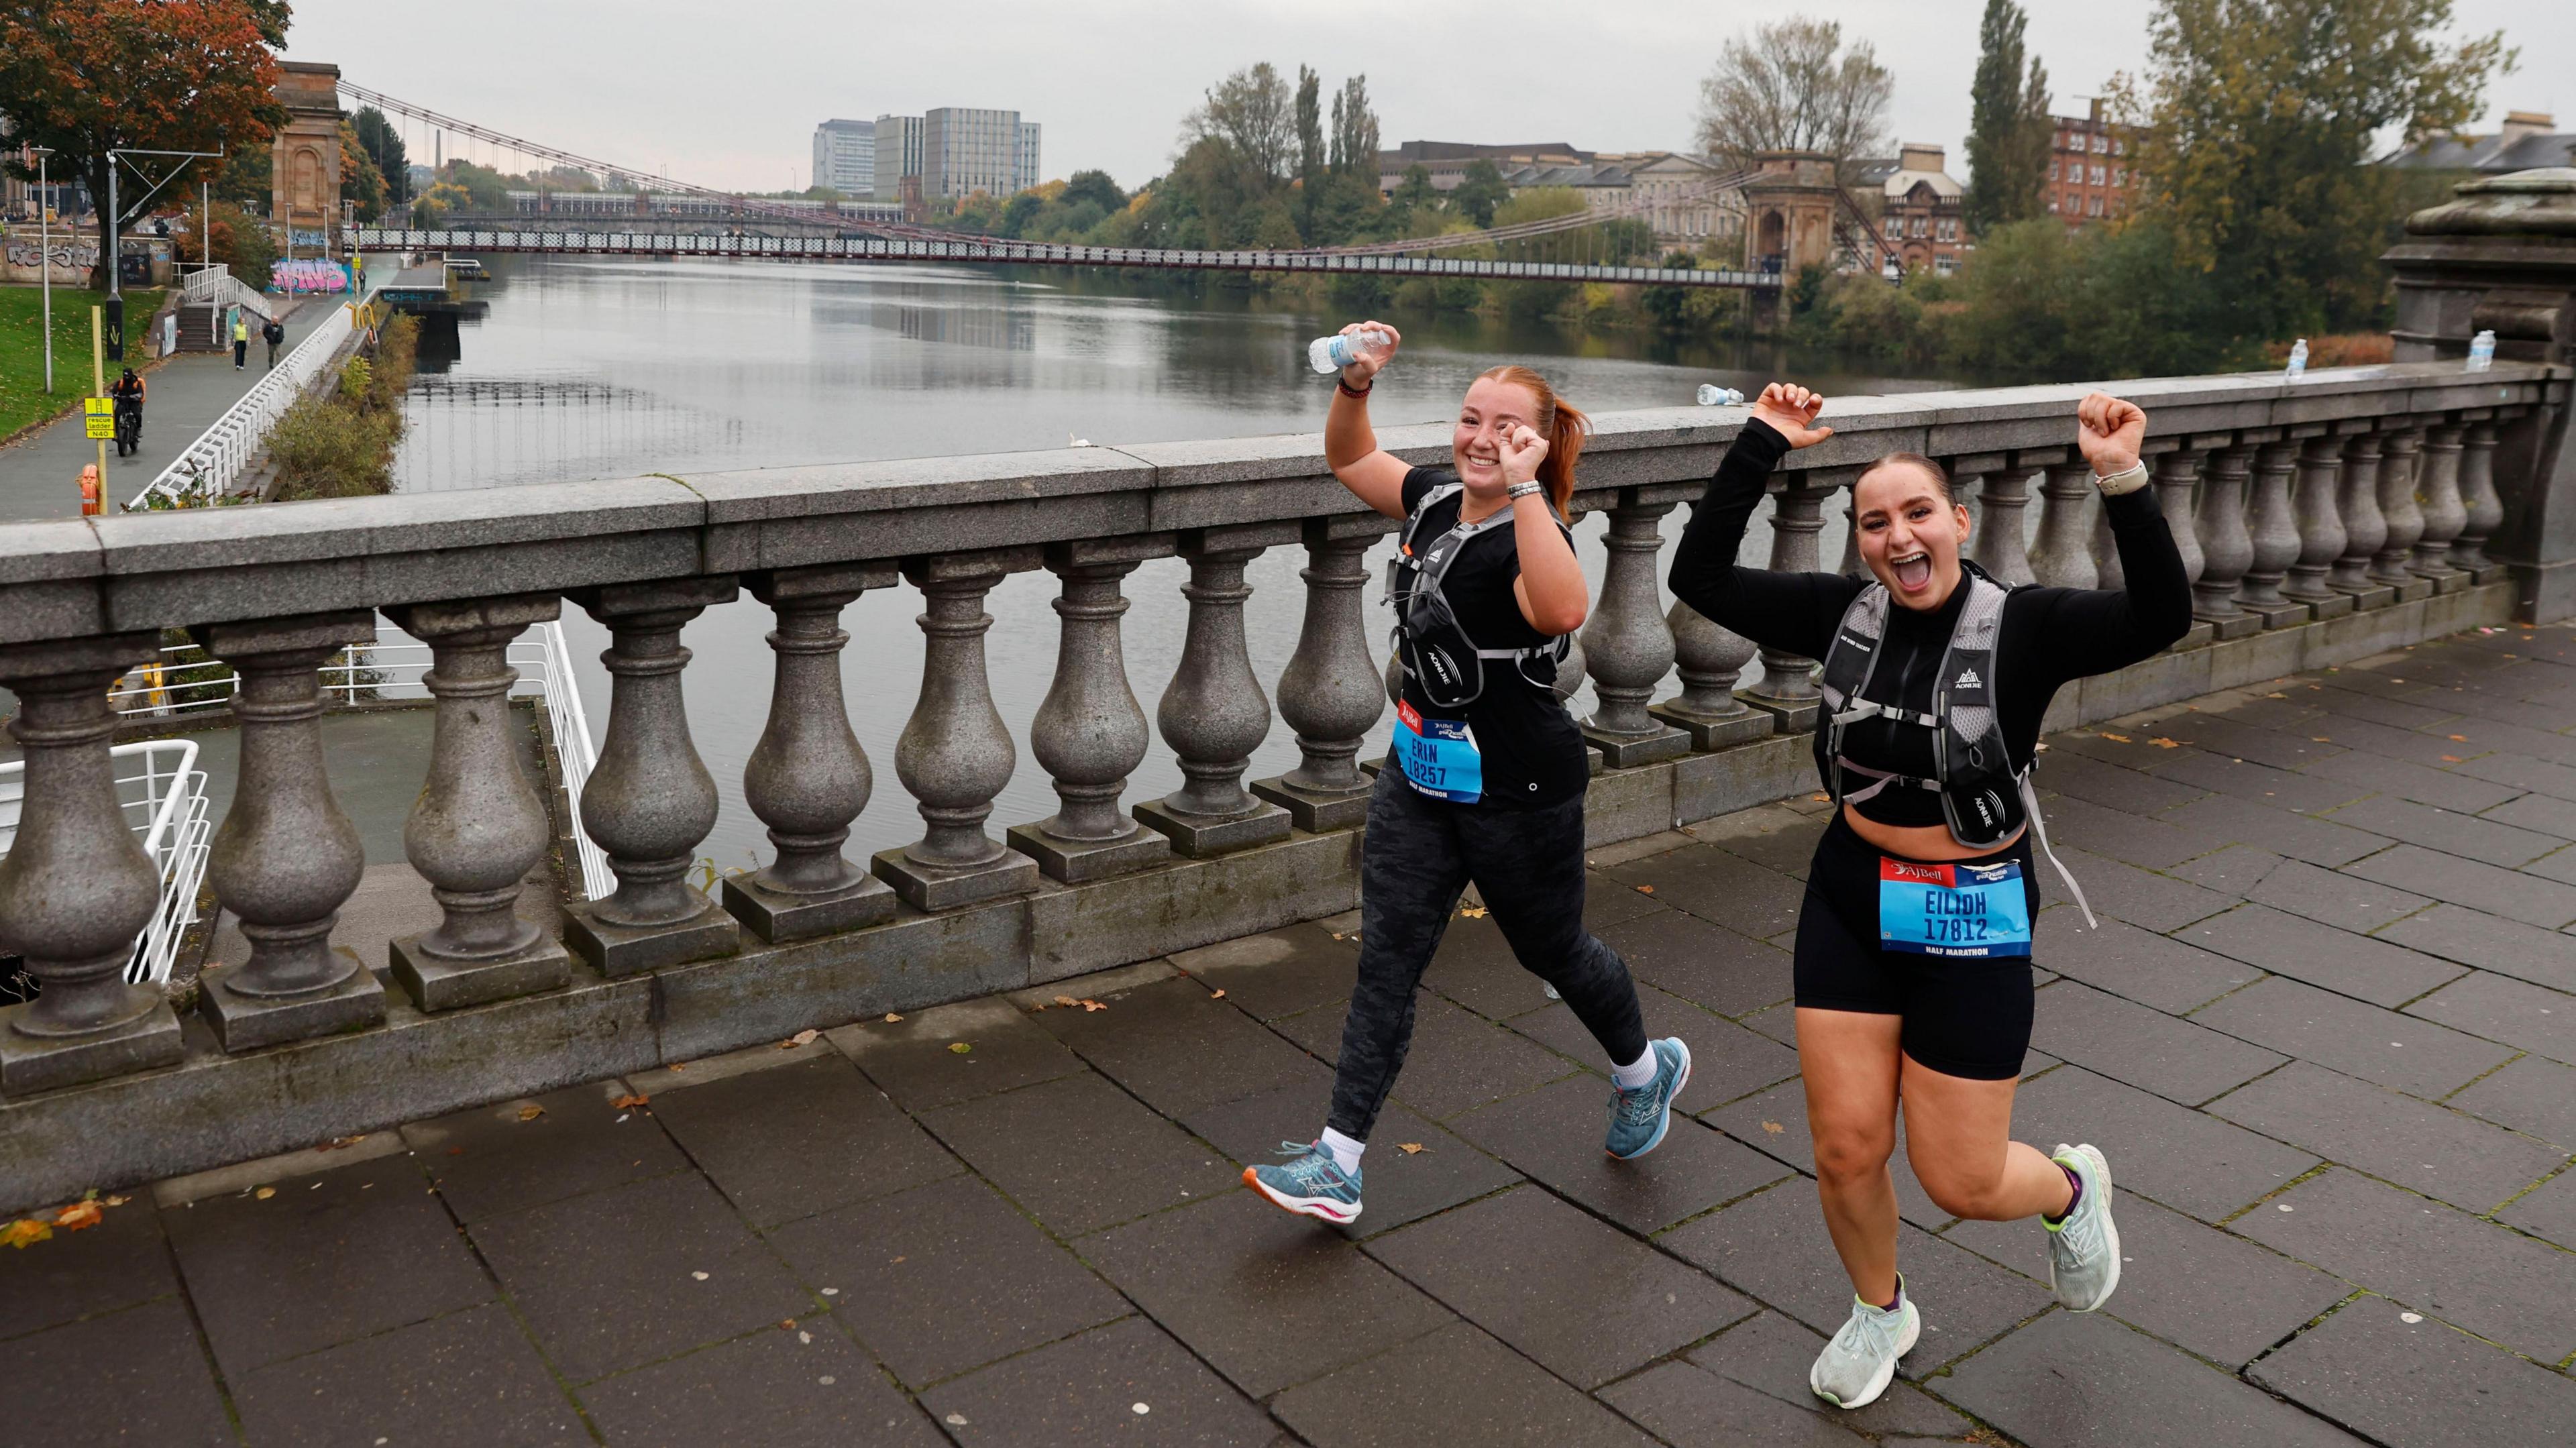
[{"x1": 78, "y1": 464, "x2": 103, "y2": 517}]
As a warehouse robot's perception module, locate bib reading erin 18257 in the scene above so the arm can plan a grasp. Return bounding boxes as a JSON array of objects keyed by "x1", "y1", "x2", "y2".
[
  {"x1": 1878, "y1": 857, "x2": 2032, "y2": 958},
  {"x1": 1393, "y1": 700, "x2": 1483, "y2": 803}
]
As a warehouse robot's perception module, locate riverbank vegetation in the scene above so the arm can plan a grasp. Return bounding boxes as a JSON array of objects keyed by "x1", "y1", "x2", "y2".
[{"x1": 270, "y1": 313, "x2": 417, "y2": 501}]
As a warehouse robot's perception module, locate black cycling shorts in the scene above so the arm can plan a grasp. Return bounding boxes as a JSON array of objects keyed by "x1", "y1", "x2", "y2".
[{"x1": 1792, "y1": 810, "x2": 2038, "y2": 1080}]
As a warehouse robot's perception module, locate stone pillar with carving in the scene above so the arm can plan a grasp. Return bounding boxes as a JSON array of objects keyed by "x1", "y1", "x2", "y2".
[
  {"x1": 0, "y1": 634, "x2": 184, "y2": 1094},
  {"x1": 1738, "y1": 474, "x2": 1833, "y2": 732},
  {"x1": 2451, "y1": 419, "x2": 2505, "y2": 579},
  {"x1": 2192, "y1": 445, "x2": 2259, "y2": 638},
  {"x1": 191, "y1": 612, "x2": 386, "y2": 1051},
  {"x1": 875, "y1": 549, "x2": 1043, "y2": 909},
  {"x1": 1008, "y1": 541, "x2": 1174, "y2": 881},
  {"x1": 382, "y1": 596, "x2": 574, "y2": 1011},
  {"x1": 2330, "y1": 431, "x2": 2396, "y2": 607},
  {"x1": 2283, "y1": 435, "x2": 2354, "y2": 620},
  {"x1": 564, "y1": 577, "x2": 742, "y2": 971},
  {"x1": 2410, "y1": 423, "x2": 2469, "y2": 585},
  {"x1": 1136, "y1": 527, "x2": 1294, "y2": 856},
  {"x1": 2029, "y1": 461, "x2": 2098, "y2": 590},
  {"x1": 2235, "y1": 441, "x2": 2310, "y2": 627},
  {"x1": 724, "y1": 564, "x2": 902, "y2": 940},
  {"x1": 1254, "y1": 516, "x2": 1393, "y2": 832},
  {"x1": 2151, "y1": 449, "x2": 2206, "y2": 597},
  {"x1": 1971, "y1": 464, "x2": 2039, "y2": 587},
  {"x1": 1578, "y1": 496, "x2": 1689, "y2": 767}
]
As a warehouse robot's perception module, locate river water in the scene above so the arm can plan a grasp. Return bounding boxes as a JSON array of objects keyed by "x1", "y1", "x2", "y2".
[{"x1": 387, "y1": 253, "x2": 1957, "y2": 870}]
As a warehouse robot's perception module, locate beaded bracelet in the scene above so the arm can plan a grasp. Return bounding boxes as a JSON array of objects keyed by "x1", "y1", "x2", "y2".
[{"x1": 1336, "y1": 378, "x2": 1373, "y2": 399}]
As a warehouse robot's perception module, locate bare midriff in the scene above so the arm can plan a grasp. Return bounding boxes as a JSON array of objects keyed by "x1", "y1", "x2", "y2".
[{"x1": 1843, "y1": 805, "x2": 2027, "y2": 862}]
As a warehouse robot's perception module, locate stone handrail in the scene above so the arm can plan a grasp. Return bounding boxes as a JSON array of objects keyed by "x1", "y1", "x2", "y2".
[{"x1": 0, "y1": 357, "x2": 2566, "y2": 1211}]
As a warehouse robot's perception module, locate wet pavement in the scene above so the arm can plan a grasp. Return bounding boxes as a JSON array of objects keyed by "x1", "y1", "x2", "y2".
[{"x1": 5, "y1": 622, "x2": 2574, "y2": 1446}]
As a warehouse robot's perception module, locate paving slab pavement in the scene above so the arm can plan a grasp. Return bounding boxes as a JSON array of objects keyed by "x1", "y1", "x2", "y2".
[{"x1": 7, "y1": 621, "x2": 2576, "y2": 1444}]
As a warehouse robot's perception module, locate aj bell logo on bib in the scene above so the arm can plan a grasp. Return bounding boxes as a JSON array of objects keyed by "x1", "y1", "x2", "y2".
[{"x1": 1877, "y1": 856, "x2": 2033, "y2": 959}]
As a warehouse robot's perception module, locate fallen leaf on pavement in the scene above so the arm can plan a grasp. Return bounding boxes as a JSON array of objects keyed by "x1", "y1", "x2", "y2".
[
  {"x1": 3, "y1": 1219, "x2": 53, "y2": 1249},
  {"x1": 2442, "y1": 755, "x2": 2464, "y2": 763},
  {"x1": 612, "y1": 1094, "x2": 649, "y2": 1110},
  {"x1": 1397, "y1": 1143, "x2": 1427, "y2": 1155},
  {"x1": 2148, "y1": 738, "x2": 2180, "y2": 748},
  {"x1": 1054, "y1": 995, "x2": 1080, "y2": 1008},
  {"x1": 53, "y1": 1201, "x2": 103, "y2": 1232},
  {"x1": 317, "y1": 1134, "x2": 368, "y2": 1152},
  {"x1": 781, "y1": 1029, "x2": 819, "y2": 1050},
  {"x1": 667, "y1": 1064, "x2": 686, "y2": 1072},
  {"x1": 2312, "y1": 736, "x2": 2332, "y2": 742},
  {"x1": 2098, "y1": 732, "x2": 2132, "y2": 742},
  {"x1": 692, "y1": 1270, "x2": 710, "y2": 1280},
  {"x1": 1761, "y1": 1121, "x2": 1785, "y2": 1135},
  {"x1": 254, "y1": 1186, "x2": 276, "y2": 1200},
  {"x1": 517, "y1": 1105, "x2": 545, "y2": 1122},
  {"x1": 780, "y1": 1319, "x2": 797, "y2": 1330},
  {"x1": 1209, "y1": 989, "x2": 1226, "y2": 999},
  {"x1": 2266, "y1": 691, "x2": 2288, "y2": 700},
  {"x1": 1811, "y1": 793, "x2": 1831, "y2": 802},
  {"x1": 947, "y1": 1042, "x2": 973, "y2": 1055},
  {"x1": 883, "y1": 1013, "x2": 903, "y2": 1023},
  {"x1": 2448, "y1": 734, "x2": 2467, "y2": 742},
  {"x1": 103, "y1": 1195, "x2": 129, "y2": 1208},
  {"x1": 1079, "y1": 999, "x2": 1107, "y2": 1012}
]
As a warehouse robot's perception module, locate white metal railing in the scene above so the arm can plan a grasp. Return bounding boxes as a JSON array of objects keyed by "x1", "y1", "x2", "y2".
[
  {"x1": 128, "y1": 289, "x2": 378, "y2": 510},
  {"x1": 101, "y1": 620, "x2": 614, "y2": 902},
  {"x1": 0, "y1": 740, "x2": 212, "y2": 986},
  {"x1": 176, "y1": 263, "x2": 275, "y2": 329}
]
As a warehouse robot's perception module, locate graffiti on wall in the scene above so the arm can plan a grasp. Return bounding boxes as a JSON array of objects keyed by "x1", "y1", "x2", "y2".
[
  {"x1": 272, "y1": 259, "x2": 350, "y2": 294},
  {"x1": 4, "y1": 237, "x2": 101, "y2": 273}
]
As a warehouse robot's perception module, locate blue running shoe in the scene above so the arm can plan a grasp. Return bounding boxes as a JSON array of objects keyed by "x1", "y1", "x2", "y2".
[
  {"x1": 1245, "y1": 1140, "x2": 1364, "y2": 1224},
  {"x1": 1605, "y1": 1038, "x2": 1692, "y2": 1160}
]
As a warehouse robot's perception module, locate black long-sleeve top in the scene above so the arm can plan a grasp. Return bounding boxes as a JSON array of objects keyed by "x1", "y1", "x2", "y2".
[{"x1": 1669, "y1": 419, "x2": 2194, "y2": 827}]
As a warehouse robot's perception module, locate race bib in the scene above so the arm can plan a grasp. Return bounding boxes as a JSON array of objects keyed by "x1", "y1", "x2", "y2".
[
  {"x1": 1878, "y1": 857, "x2": 2032, "y2": 958},
  {"x1": 1393, "y1": 700, "x2": 1482, "y2": 803}
]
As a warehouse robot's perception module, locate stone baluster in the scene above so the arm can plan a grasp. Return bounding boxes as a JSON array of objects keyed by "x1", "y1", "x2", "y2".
[
  {"x1": 1652, "y1": 599, "x2": 1772, "y2": 750},
  {"x1": 1739, "y1": 474, "x2": 1831, "y2": 732},
  {"x1": 382, "y1": 596, "x2": 574, "y2": 1011},
  {"x1": 1254, "y1": 518, "x2": 1392, "y2": 832},
  {"x1": 2330, "y1": 431, "x2": 2394, "y2": 606},
  {"x1": 2235, "y1": 441, "x2": 2309, "y2": 626},
  {"x1": 2451, "y1": 420, "x2": 2503, "y2": 576},
  {"x1": 2089, "y1": 487, "x2": 2127, "y2": 596},
  {"x1": 1837, "y1": 491, "x2": 1865, "y2": 577},
  {"x1": 1971, "y1": 465, "x2": 2039, "y2": 587},
  {"x1": 1579, "y1": 496, "x2": 1690, "y2": 767},
  {"x1": 565, "y1": 577, "x2": 742, "y2": 970},
  {"x1": 1136, "y1": 528, "x2": 1293, "y2": 856},
  {"x1": 876, "y1": 549, "x2": 1042, "y2": 908},
  {"x1": 2371, "y1": 425, "x2": 2428, "y2": 594},
  {"x1": 2283, "y1": 435, "x2": 2353, "y2": 620},
  {"x1": 1552, "y1": 629, "x2": 1588, "y2": 708},
  {"x1": 2028, "y1": 461, "x2": 2097, "y2": 590},
  {"x1": 723, "y1": 565, "x2": 901, "y2": 940},
  {"x1": 2192, "y1": 446, "x2": 2259, "y2": 637},
  {"x1": 2410, "y1": 423, "x2": 2467, "y2": 582},
  {"x1": 1007, "y1": 542, "x2": 1173, "y2": 880},
  {"x1": 0, "y1": 634, "x2": 183, "y2": 1093},
  {"x1": 2151, "y1": 449, "x2": 2206, "y2": 596},
  {"x1": 192, "y1": 613, "x2": 386, "y2": 1051}
]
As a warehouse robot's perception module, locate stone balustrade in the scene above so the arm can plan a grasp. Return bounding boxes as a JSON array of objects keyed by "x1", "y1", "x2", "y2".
[{"x1": 0, "y1": 360, "x2": 2565, "y2": 1211}]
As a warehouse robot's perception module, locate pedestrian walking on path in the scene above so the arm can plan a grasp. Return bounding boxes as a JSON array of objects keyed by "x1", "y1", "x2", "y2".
[
  {"x1": 262, "y1": 317, "x2": 284, "y2": 369},
  {"x1": 1246, "y1": 322, "x2": 1690, "y2": 1227},
  {"x1": 1668, "y1": 384, "x2": 2191, "y2": 1409},
  {"x1": 231, "y1": 312, "x2": 249, "y2": 370}
]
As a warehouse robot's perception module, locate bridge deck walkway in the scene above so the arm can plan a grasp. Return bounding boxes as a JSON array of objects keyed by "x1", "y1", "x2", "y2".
[
  {"x1": 0, "y1": 297, "x2": 337, "y2": 524},
  {"x1": 8, "y1": 622, "x2": 2575, "y2": 1445}
]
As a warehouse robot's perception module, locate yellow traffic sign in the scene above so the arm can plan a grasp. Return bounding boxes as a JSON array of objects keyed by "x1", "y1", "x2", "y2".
[{"x1": 84, "y1": 396, "x2": 113, "y2": 440}]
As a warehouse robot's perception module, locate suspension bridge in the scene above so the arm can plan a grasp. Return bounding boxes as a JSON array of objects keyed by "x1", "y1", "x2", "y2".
[{"x1": 345, "y1": 83, "x2": 1901, "y2": 290}]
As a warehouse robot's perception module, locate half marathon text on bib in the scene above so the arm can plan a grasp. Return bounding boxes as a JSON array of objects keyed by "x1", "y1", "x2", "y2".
[
  {"x1": 1877, "y1": 856, "x2": 2032, "y2": 958},
  {"x1": 1393, "y1": 700, "x2": 1482, "y2": 803}
]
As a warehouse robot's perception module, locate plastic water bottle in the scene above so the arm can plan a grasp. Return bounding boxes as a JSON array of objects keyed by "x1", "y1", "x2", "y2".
[
  {"x1": 2467, "y1": 329, "x2": 2495, "y2": 373},
  {"x1": 1696, "y1": 384, "x2": 1745, "y2": 406},
  {"x1": 2285, "y1": 338, "x2": 2308, "y2": 380},
  {"x1": 1309, "y1": 329, "x2": 1391, "y2": 375}
]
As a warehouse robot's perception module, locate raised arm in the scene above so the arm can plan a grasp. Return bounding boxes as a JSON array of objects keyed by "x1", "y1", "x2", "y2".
[
  {"x1": 2017, "y1": 392, "x2": 2194, "y2": 679},
  {"x1": 1322, "y1": 320, "x2": 1411, "y2": 519},
  {"x1": 1668, "y1": 383, "x2": 1860, "y2": 661}
]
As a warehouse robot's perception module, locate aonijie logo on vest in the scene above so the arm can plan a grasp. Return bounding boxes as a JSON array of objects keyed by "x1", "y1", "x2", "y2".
[{"x1": 1954, "y1": 668, "x2": 1982, "y2": 689}]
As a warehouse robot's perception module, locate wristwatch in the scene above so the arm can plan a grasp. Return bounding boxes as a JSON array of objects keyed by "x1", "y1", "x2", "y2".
[
  {"x1": 2092, "y1": 462, "x2": 2149, "y2": 496},
  {"x1": 1507, "y1": 480, "x2": 1545, "y2": 500}
]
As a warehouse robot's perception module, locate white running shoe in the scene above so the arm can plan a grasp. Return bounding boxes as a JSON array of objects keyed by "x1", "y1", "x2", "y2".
[
  {"x1": 2047, "y1": 1143, "x2": 2121, "y2": 1311},
  {"x1": 1809, "y1": 1280, "x2": 1919, "y2": 1410}
]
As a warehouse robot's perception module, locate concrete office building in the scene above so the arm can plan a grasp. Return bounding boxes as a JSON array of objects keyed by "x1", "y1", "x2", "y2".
[
  {"x1": 871, "y1": 115, "x2": 925, "y2": 203},
  {"x1": 1017, "y1": 122, "x2": 1042, "y2": 197},
  {"x1": 922, "y1": 107, "x2": 1022, "y2": 200},
  {"x1": 811, "y1": 119, "x2": 875, "y2": 196}
]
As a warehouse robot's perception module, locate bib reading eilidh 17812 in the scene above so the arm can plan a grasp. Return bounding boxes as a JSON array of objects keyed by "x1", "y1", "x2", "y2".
[
  {"x1": 1877, "y1": 856, "x2": 2033, "y2": 958},
  {"x1": 1393, "y1": 700, "x2": 1483, "y2": 803}
]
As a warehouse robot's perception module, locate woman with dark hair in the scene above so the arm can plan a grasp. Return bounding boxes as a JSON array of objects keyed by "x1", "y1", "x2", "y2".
[
  {"x1": 1245, "y1": 323, "x2": 1690, "y2": 1225},
  {"x1": 1669, "y1": 384, "x2": 2190, "y2": 1408}
]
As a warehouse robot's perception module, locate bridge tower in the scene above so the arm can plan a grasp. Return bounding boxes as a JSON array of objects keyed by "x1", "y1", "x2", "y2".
[
  {"x1": 271, "y1": 62, "x2": 344, "y2": 260},
  {"x1": 1741, "y1": 150, "x2": 1839, "y2": 331}
]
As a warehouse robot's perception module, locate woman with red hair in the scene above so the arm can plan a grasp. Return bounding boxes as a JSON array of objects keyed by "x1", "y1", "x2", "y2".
[{"x1": 1245, "y1": 323, "x2": 1690, "y2": 1226}]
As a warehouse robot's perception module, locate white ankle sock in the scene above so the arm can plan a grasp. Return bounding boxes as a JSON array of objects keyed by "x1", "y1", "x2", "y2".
[
  {"x1": 1320, "y1": 1127, "x2": 1366, "y2": 1175},
  {"x1": 1611, "y1": 1044, "x2": 1660, "y2": 1091}
]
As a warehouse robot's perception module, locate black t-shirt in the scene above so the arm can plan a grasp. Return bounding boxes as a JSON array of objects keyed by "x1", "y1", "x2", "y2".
[{"x1": 1387, "y1": 467, "x2": 1591, "y2": 809}]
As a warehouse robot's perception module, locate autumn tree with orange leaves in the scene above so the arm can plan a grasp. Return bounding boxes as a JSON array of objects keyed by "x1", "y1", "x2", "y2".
[{"x1": 0, "y1": 0, "x2": 290, "y2": 288}]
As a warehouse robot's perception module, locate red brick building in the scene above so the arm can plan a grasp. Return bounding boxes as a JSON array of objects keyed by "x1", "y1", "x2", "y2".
[{"x1": 2049, "y1": 98, "x2": 2141, "y2": 227}]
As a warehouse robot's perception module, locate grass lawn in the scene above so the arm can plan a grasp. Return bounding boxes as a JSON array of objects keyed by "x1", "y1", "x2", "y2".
[{"x1": 0, "y1": 284, "x2": 166, "y2": 441}]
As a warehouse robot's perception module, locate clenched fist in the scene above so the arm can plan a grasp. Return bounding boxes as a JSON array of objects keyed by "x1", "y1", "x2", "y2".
[{"x1": 2076, "y1": 392, "x2": 2145, "y2": 478}]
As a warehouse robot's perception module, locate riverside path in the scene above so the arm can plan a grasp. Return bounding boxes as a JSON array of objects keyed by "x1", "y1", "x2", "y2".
[{"x1": 5, "y1": 622, "x2": 2572, "y2": 1447}]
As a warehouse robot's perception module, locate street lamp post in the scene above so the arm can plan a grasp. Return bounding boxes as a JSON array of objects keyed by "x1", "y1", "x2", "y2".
[{"x1": 35, "y1": 147, "x2": 52, "y2": 393}]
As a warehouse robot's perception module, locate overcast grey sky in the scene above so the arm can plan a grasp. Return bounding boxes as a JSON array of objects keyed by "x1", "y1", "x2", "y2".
[{"x1": 285, "y1": 0, "x2": 2568, "y2": 194}]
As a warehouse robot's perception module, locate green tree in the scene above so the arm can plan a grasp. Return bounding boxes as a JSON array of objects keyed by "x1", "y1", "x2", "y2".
[
  {"x1": 1693, "y1": 19, "x2": 1892, "y2": 176},
  {"x1": 1061, "y1": 168, "x2": 1124, "y2": 213},
  {"x1": 352, "y1": 105, "x2": 409, "y2": 206},
  {"x1": 2124, "y1": 0, "x2": 2511, "y2": 342},
  {"x1": 1963, "y1": 0, "x2": 2052, "y2": 235},
  {"x1": 1328, "y1": 76, "x2": 1379, "y2": 177},
  {"x1": 1392, "y1": 164, "x2": 1435, "y2": 210},
  {"x1": 1449, "y1": 160, "x2": 1509, "y2": 227},
  {"x1": 338, "y1": 118, "x2": 388, "y2": 222},
  {"x1": 1295, "y1": 65, "x2": 1325, "y2": 239}
]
